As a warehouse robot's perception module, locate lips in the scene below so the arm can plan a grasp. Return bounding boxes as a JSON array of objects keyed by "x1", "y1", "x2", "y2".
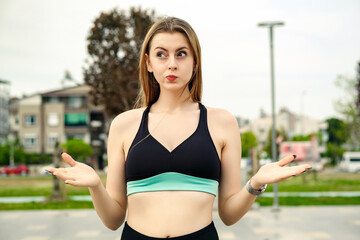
[{"x1": 166, "y1": 75, "x2": 177, "y2": 81}]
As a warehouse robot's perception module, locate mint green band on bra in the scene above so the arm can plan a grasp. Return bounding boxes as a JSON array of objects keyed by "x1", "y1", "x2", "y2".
[{"x1": 127, "y1": 172, "x2": 219, "y2": 196}]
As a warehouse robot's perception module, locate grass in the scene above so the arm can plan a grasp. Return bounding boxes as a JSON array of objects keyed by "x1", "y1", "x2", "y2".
[
  {"x1": 0, "y1": 201, "x2": 94, "y2": 210},
  {"x1": 0, "y1": 174, "x2": 107, "y2": 197},
  {"x1": 265, "y1": 171, "x2": 360, "y2": 192},
  {"x1": 1, "y1": 170, "x2": 360, "y2": 210},
  {"x1": 256, "y1": 196, "x2": 360, "y2": 206}
]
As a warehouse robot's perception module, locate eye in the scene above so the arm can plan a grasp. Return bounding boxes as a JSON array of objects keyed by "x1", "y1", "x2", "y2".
[
  {"x1": 156, "y1": 52, "x2": 166, "y2": 58},
  {"x1": 177, "y1": 51, "x2": 187, "y2": 57}
]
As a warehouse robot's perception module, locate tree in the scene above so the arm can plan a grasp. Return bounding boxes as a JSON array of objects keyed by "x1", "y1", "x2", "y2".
[
  {"x1": 325, "y1": 118, "x2": 348, "y2": 165},
  {"x1": 326, "y1": 118, "x2": 348, "y2": 145},
  {"x1": 84, "y1": 7, "x2": 157, "y2": 119},
  {"x1": 61, "y1": 139, "x2": 93, "y2": 163},
  {"x1": 0, "y1": 137, "x2": 26, "y2": 165},
  {"x1": 240, "y1": 131, "x2": 258, "y2": 158},
  {"x1": 334, "y1": 68, "x2": 360, "y2": 150}
]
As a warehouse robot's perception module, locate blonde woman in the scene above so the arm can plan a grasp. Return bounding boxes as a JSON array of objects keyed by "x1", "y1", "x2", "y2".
[{"x1": 48, "y1": 17, "x2": 311, "y2": 240}]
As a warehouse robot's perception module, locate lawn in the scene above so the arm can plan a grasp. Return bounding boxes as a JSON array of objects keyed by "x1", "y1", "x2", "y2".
[{"x1": 1, "y1": 170, "x2": 360, "y2": 210}]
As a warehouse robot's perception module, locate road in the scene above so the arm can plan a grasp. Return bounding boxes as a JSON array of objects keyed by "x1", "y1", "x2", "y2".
[{"x1": 1, "y1": 206, "x2": 359, "y2": 240}]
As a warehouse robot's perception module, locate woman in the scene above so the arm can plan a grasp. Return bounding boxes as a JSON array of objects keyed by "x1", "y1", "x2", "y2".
[{"x1": 47, "y1": 17, "x2": 311, "y2": 239}]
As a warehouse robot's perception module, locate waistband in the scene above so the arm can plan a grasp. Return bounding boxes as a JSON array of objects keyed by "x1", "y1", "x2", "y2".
[{"x1": 122, "y1": 221, "x2": 216, "y2": 240}]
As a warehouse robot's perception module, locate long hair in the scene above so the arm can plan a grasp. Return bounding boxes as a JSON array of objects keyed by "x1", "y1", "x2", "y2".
[{"x1": 135, "y1": 17, "x2": 202, "y2": 107}]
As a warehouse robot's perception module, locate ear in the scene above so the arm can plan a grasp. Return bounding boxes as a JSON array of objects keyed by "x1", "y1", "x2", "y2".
[{"x1": 145, "y1": 54, "x2": 153, "y2": 73}]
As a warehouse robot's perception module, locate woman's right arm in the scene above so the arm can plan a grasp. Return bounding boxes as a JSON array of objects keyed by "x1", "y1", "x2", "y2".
[
  {"x1": 89, "y1": 116, "x2": 128, "y2": 230},
  {"x1": 47, "y1": 115, "x2": 128, "y2": 230}
]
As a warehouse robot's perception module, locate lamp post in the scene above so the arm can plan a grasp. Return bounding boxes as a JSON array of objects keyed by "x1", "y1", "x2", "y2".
[{"x1": 258, "y1": 21, "x2": 284, "y2": 211}]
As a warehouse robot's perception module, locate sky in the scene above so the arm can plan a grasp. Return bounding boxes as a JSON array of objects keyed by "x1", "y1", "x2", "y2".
[{"x1": 1, "y1": 0, "x2": 359, "y2": 121}]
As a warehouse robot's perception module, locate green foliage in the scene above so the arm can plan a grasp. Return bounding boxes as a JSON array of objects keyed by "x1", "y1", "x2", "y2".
[
  {"x1": 326, "y1": 143, "x2": 346, "y2": 165},
  {"x1": 334, "y1": 70, "x2": 360, "y2": 150},
  {"x1": 324, "y1": 118, "x2": 348, "y2": 164},
  {"x1": 0, "y1": 138, "x2": 53, "y2": 165},
  {"x1": 0, "y1": 201, "x2": 94, "y2": 210},
  {"x1": 0, "y1": 138, "x2": 26, "y2": 165},
  {"x1": 256, "y1": 196, "x2": 360, "y2": 206},
  {"x1": 326, "y1": 118, "x2": 349, "y2": 145},
  {"x1": 61, "y1": 139, "x2": 93, "y2": 162},
  {"x1": 291, "y1": 134, "x2": 312, "y2": 141},
  {"x1": 84, "y1": 7, "x2": 158, "y2": 118},
  {"x1": 292, "y1": 133, "x2": 324, "y2": 145},
  {"x1": 25, "y1": 153, "x2": 53, "y2": 165},
  {"x1": 241, "y1": 131, "x2": 258, "y2": 157}
]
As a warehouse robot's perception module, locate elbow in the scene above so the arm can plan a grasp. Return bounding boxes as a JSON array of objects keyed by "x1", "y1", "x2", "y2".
[
  {"x1": 106, "y1": 222, "x2": 121, "y2": 231},
  {"x1": 222, "y1": 218, "x2": 237, "y2": 226},
  {"x1": 219, "y1": 211, "x2": 239, "y2": 226},
  {"x1": 104, "y1": 218, "x2": 124, "y2": 231}
]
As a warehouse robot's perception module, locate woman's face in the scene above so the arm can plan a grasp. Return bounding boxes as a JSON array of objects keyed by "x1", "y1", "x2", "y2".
[{"x1": 146, "y1": 32, "x2": 195, "y2": 92}]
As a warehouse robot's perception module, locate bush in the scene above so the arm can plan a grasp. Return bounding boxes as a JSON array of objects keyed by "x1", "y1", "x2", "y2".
[
  {"x1": 25, "y1": 153, "x2": 53, "y2": 165},
  {"x1": 61, "y1": 139, "x2": 93, "y2": 162}
]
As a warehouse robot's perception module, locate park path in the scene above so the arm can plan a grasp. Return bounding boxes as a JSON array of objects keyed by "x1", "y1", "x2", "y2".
[{"x1": 1, "y1": 206, "x2": 359, "y2": 240}]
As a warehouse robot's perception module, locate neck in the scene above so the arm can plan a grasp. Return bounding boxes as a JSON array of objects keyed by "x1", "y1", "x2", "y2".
[{"x1": 152, "y1": 87, "x2": 195, "y2": 112}]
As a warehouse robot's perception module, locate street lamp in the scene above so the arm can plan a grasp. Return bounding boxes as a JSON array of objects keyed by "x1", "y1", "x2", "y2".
[{"x1": 258, "y1": 21, "x2": 285, "y2": 211}]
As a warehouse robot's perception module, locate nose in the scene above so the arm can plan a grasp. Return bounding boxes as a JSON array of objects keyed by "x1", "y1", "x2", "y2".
[{"x1": 168, "y1": 56, "x2": 178, "y2": 71}]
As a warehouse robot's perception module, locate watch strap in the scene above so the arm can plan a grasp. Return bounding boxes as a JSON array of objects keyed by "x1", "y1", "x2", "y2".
[{"x1": 246, "y1": 178, "x2": 267, "y2": 196}]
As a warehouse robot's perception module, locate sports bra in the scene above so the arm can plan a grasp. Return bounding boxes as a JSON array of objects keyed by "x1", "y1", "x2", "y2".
[{"x1": 125, "y1": 102, "x2": 221, "y2": 196}]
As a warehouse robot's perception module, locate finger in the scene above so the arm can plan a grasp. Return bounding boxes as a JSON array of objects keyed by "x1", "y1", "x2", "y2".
[
  {"x1": 61, "y1": 152, "x2": 77, "y2": 167},
  {"x1": 52, "y1": 170, "x2": 76, "y2": 182},
  {"x1": 65, "y1": 179, "x2": 80, "y2": 187},
  {"x1": 278, "y1": 155, "x2": 296, "y2": 167},
  {"x1": 45, "y1": 168, "x2": 55, "y2": 173},
  {"x1": 290, "y1": 165, "x2": 312, "y2": 176}
]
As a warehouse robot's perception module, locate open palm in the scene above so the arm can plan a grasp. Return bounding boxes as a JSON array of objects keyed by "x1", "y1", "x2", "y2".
[
  {"x1": 252, "y1": 155, "x2": 312, "y2": 187},
  {"x1": 46, "y1": 152, "x2": 101, "y2": 188}
]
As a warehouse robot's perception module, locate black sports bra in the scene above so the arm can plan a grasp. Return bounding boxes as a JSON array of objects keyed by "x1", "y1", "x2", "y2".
[{"x1": 125, "y1": 102, "x2": 221, "y2": 196}]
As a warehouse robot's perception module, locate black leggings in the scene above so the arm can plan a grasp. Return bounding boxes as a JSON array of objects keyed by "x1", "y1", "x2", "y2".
[{"x1": 121, "y1": 221, "x2": 219, "y2": 240}]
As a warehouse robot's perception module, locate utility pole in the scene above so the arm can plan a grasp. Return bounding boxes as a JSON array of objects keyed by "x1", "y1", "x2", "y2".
[{"x1": 258, "y1": 21, "x2": 285, "y2": 212}]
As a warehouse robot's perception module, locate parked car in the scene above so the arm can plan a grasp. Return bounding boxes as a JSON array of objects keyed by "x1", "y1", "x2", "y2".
[
  {"x1": 339, "y1": 152, "x2": 360, "y2": 173},
  {"x1": 0, "y1": 164, "x2": 29, "y2": 176}
]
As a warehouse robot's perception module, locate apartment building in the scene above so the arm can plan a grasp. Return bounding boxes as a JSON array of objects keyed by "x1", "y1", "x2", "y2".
[
  {"x1": 17, "y1": 85, "x2": 106, "y2": 168},
  {"x1": 241, "y1": 107, "x2": 327, "y2": 148}
]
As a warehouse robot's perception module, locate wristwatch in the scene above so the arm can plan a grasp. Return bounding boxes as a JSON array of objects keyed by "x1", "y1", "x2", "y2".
[{"x1": 246, "y1": 178, "x2": 267, "y2": 196}]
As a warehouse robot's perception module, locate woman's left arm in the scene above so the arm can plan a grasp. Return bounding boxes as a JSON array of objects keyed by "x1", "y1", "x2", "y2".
[{"x1": 215, "y1": 110, "x2": 311, "y2": 226}]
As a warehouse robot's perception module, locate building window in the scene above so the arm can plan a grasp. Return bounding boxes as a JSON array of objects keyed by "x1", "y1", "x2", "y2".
[
  {"x1": 48, "y1": 113, "x2": 59, "y2": 126},
  {"x1": 49, "y1": 97, "x2": 59, "y2": 103},
  {"x1": 24, "y1": 115, "x2": 36, "y2": 126},
  {"x1": 24, "y1": 134, "x2": 37, "y2": 148},
  {"x1": 68, "y1": 97, "x2": 83, "y2": 109},
  {"x1": 48, "y1": 133, "x2": 59, "y2": 148},
  {"x1": 65, "y1": 113, "x2": 88, "y2": 127},
  {"x1": 66, "y1": 134, "x2": 85, "y2": 141}
]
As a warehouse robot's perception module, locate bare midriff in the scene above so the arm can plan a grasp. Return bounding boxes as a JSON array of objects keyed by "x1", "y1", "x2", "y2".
[{"x1": 127, "y1": 190, "x2": 215, "y2": 238}]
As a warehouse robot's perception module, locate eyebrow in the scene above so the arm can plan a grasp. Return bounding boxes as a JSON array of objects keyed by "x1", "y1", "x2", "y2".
[{"x1": 154, "y1": 46, "x2": 189, "y2": 52}]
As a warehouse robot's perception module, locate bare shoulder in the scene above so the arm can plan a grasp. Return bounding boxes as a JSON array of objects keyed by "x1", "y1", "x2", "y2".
[
  {"x1": 205, "y1": 105, "x2": 238, "y2": 127},
  {"x1": 204, "y1": 105, "x2": 239, "y2": 150},
  {"x1": 110, "y1": 107, "x2": 146, "y2": 131},
  {"x1": 108, "y1": 107, "x2": 147, "y2": 155}
]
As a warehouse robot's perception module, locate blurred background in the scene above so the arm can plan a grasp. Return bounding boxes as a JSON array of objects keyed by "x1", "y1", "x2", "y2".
[{"x1": 0, "y1": 0, "x2": 359, "y2": 239}]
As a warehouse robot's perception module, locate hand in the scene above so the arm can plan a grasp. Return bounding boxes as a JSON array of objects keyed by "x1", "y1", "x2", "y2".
[
  {"x1": 251, "y1": 155, "x2": 312, "y2": 189},
  {"x1": 46, "y1": 152, "x2": 101, "y2": 188}
]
